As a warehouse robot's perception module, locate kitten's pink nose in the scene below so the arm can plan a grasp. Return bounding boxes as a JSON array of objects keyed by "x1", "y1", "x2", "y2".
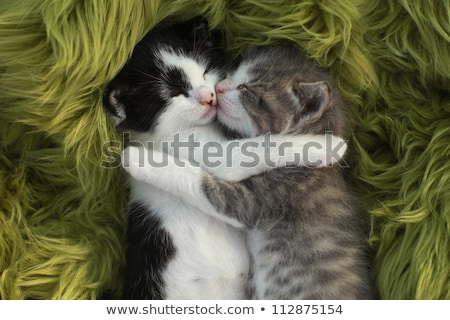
[
  {"x1": 197, "y1": 86, "x2": 216, "y2": 106},
  {"x1": 215, "y1": 79, "x2": 232, "y2": 95}
]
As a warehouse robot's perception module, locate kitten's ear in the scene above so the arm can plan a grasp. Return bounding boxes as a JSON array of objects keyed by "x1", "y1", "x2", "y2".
[
  {"x1": 103, "y1": 83, "x2": 128, "y2": 124},
  {"x1": 190, "y1": 16, "x2": 210, "y2": 41},
  {"x1": 292, "y1": 81, "x2": 331, "y2": 124},
  {"x1": 187, "y1": 16, "x2": 222, "y2": 51}
]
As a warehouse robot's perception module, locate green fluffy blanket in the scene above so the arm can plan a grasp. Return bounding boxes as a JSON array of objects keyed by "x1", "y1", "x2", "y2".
[{"x1": 1, "y1": 0, "x2": 449, "y2": 299}]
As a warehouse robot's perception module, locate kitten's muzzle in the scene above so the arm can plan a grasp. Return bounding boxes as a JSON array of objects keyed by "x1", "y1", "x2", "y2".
[
  {"x1": 197, "y1": 85, "x2": 217, "y2": 106},
  {"x1": 215, "y1": 79, "x2": 232, "y2": 95}
]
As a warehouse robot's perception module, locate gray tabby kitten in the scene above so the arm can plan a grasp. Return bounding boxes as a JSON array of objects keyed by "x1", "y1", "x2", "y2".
[{"x1": 124, "y1": 45, "x2": 374, "y2": 299}]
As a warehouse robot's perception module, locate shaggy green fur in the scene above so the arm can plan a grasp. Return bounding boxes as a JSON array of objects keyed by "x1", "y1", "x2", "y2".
[{"x1": 0, "y1": 0, "x2": 448, "y2": 299}]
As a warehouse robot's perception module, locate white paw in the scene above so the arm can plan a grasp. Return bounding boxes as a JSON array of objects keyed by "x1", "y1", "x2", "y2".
[
  {"x1": 296, "y1": 134, "x2": 347, "y2": 167},
  {"x1": 317, "y1": 135, "x2": 347, "y2": 166},
  {"x1": 329, "y1": 135, "x2": 348, "y2": 165}
]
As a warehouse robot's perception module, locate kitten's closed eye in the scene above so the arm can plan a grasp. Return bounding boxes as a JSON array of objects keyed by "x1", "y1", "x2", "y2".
[
  {"x1": 164, "y1": 67, "x2": 190, "y2": 97},
  {"x1": 237, "y1": 84, "x2": 248, "y2": 90},
  {"x1": 169, "y1": 87, "x2": 188, "y2": 97}
]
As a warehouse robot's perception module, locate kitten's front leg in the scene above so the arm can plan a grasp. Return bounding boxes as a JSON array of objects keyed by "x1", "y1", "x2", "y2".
[
  {"x1": 204, "y1": 133, "x2": 347, "y2": 181},
  {"x1": 122, "y1": 146, "x2": 245, "y2": 228},
  {"x1": 123, "y1": 133, "x2": 348, "y2": 227}
]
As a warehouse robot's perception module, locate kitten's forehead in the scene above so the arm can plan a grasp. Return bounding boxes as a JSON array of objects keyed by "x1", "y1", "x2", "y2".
[
  {"x1": 157, "y1": 49, "x2": 208, "y2": 86},
  {"x1": 231, "y1": 63, "x2": 251, "y2": 84},
  {"x1": 231, "y1": 58, "x2": 273, "y2": 84}
]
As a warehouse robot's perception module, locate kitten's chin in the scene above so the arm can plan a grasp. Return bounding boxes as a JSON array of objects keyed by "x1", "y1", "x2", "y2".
[
  {"x1": 200, "y1": 105, "x2": 217, "y2": 120},
  {"x1": 194, "y1": 107, "x2": 217, "y2": 126},
  {"x1": 217, "y1": 122, "x2": 245, "y2": 140},
  {"x1": 217, "y1": 109, "x2": 236, "y2": 127},
  {"x1": 217, "y1": 109, "x2": 250, "y2": 137}
]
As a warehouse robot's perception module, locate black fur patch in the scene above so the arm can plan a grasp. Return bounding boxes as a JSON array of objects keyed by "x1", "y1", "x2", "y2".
[
  {"x1": 123, "y1": 202, "x2": 176, "y2": 299},
  {"x1": 164, "y1": 67, "x2": 190, "y2": 97}
]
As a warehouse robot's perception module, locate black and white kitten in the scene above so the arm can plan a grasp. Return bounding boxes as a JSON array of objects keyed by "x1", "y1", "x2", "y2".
[
  {"x1": 105, "y1": 18, "x2": 346, "y2": 299},
  {"x1": 124, "y1": 45, "x2": 374, "y2": 299}
]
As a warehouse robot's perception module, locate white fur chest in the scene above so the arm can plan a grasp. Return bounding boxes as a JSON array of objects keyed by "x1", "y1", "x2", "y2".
[{"x1": 130, "y1": 178, "x2": 250, "y2": 299}]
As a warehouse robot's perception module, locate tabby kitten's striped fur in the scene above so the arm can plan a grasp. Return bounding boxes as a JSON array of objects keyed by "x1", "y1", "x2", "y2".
[{"x1": 215, "y1": 46, "x2": 374, "y2": 299}]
